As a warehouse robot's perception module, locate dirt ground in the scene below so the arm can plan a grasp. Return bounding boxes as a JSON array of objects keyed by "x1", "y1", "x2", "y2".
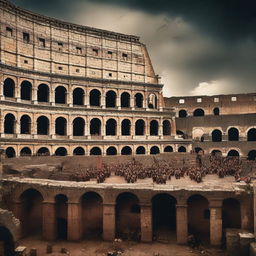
[{"x1": 18, "y1": 237, "x2": 227, "y2": 256}]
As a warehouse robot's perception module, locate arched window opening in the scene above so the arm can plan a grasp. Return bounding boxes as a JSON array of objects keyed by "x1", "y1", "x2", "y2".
[
  {"x1": 163, "y1": 120, "x2": 171, "y2": 135},
  {"x1": 227, "y1": 150, "x2": 239, "y2": 157},
  {"x1": 211, "y1": 150, "x2": 222, "y2": 156},
  {"x1": 20, "y1": 80, "x2": 32, "y2": 100},
  {"x1": 136, "y1": 146, "x2": 145, "y2": 155},
  {"x1": 179, "y1": 110, "x2": 187, "y2": 118},
  {"x1": 3, "y1": 78, "x2": 15, "y2": 98},
  {"x1": 20, "y1": 147, "x2": 32, "y2": 156},
  {"x1": 106, "y1": 90, "x2": 116, "y2": 108},
  {"x1": 37, "y1": 147, "x2": 50, "y2": 156},
  {"x1": 55, "y1": 117, "x2": 67, "y2": 136},
  {"x1": 89, "y1": 89, "x2": 101, "y2": 106},
  {"x1": 135, "y1": 119, "x2": 145, "y2": 136},
  {"x1": 178, "y1": 146, "x2": 186, "y2": 152},
  {"x1": 121, "y1": 119, "x2": 131, "y2": 136},
  {"x1": 90, "y1": 147, "x2": 102, "y2": 155},
  {"x1": 106, "y1": 147, "x2": 117, "y2": 155},
  {"x1": 5, "y1": 147, "x2": 16, "y2": 158},
  {"x1": 73, "y1": 88, "x2": 84, "y2": 105},
  {"x1": 37, "y1": 84, "x2": 49, "y2": 102},
  {"x1": 248, "y1": 150, "x2": 256, "y2": 160},
  {"x1": 121, "y1": 146, "x2": 132, "y2": 155},
  {"x1": 20, "y1": 115, "x2": 31, "y2": 134},
  {"x1": 135, "y1": 93, "x2": 143, "y2": 108},
  {"x1": 193, "y1": 108, "x2": 205, "y2": 116},
  {"x1": 55, "y1": 86, "x2": 67, "y2": 104},
  {"x1": 213, "y1": 107, "x2": 220, "y2": 116},
  {"x1": 164, "y1": 146, "x2": 173, "y2": 152},
  {"x1": 247, "y1": 128, "x2": 256, "y2": 141},
  {"x1": 4, "y1": 114, "x2": 15, "y2": 134},
  {"x1": 37, "y1": 116, "x2": 49, "y2": 135},
  {"x1": 150, "y1": 146, "x2": 160, "y2": 155},
  {"x1": 195, "y1": 147, "x2": 203, "y2": 153},
  {"x1": 150, "y1": 120, "x2": 159, "y2": 136},
  {"x1": 106, "y1": 119, "x2": 117, "y2": 136},
  {"x1": 228, "y1": 128, "x2": 239, "y2": 141},
  {"x1": 90, "y1": 118, "x2": 101, "y2": 136},
  {"x1": 73, "y1": 117, "x2": 85, "y2": 136},
  {"x1": 212, "y1": 129, "x2": 222, "y2": 142},
  {"x1": 73, "y1": 147, "x2": 85, "y2": 156},
  {"x1": 148, "y1": 93, "x2": 157, "y2": 109},
  {"x1": 121, "y1": 92, "x2": 130, "y2": 108},
  {"x1": 55, "y1": 147, "x2": 67, "y2": 156}
]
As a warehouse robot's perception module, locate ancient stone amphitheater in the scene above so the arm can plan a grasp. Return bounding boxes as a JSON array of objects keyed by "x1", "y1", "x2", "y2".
[{"x1": 0, "y1": 0, "x2": 255, "y2": 255}]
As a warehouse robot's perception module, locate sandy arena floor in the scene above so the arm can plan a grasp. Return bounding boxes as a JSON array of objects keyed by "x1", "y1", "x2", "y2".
[{"x1": 19, "y1": 237, "x2": 227, "y2": 256}]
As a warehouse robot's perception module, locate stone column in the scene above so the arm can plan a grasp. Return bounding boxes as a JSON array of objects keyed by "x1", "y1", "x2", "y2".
[
  {"x1": 140, "y1": 204, "x2": 152, "y2": 242},
  {"x1": 0, "y1": 81, "x2": 4, "y2": 100},
  {"x1": 67, "y1": 116, "x2": 72, "y2": 139},
  {"x1": 67, "y1": 201, "x2": 82, "y2": 241},
  {"x1": 130, "y1": 97, "x2": 135, "y2": 110},
  {"x1": 103, "y1": 203, "x2": 115, "y2": 241},
  {"x1": 67, "y1": 89, "x2": 72, "y2": 107},
  {"x1": 101, "y1": 88, "x2": 106, "y2": 109},
  {"x1": 15, "y1": 86, "x2": 20, "y2": 102},
  {"x1": 116, "y1": 96, "x2": 121, "y2": 110},
  {"x1": 171, "y1": 117, "x2": 176, "y2": 136},
  {"x1": 42, "y1": 201, "x2": 56, "y2": 240},
  {"x1": 176, "y1": 203, "x2": 188, "y2": 244},
  {"x1": 241, "y1": 195, "x2": 253, "y2": 230},
  {"x1": 50, "y1": 88, "x2": 55, "y2": 106},
  {"x1": 84, "y1": 90, "x2": 88, "y2": 107},
  {"x1": 32, "y1": 87, "x2": 38, "y2": 104},
  {"x1": 102, "y1": 117, "x2": 106, "y2": 138},
  {"x1": 210, "y1": 200, "x2": 222, "y2": 246},
  {"x1": 15, "y1": 120, "x2": 20, "y2": 137},
  {"x1": 159, "y1": 118, "x2": 163, "y2": 139}
]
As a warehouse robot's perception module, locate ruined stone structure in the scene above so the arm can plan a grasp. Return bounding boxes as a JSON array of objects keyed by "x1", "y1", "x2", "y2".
[{"x1": 0, "y1": 0, "x2": 255, "y2": 254}]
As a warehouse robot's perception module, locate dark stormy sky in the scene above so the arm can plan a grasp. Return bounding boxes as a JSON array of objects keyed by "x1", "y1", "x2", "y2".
[{"x1": 11, "y1": 0, "x2": 256, "y2": 96}]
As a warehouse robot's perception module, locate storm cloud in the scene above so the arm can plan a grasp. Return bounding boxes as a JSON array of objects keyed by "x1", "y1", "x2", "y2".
[{"x1": 11, "y1": 0, "x2": 256, "y2": 96}]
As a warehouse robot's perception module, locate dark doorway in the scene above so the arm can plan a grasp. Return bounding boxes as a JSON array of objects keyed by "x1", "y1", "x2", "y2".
[
  {"x1": 73, "y1": 147, "x2": 85, "y2": 155},
  {"x1": 248, "y1": 150, "x2": 256, "y2": 160},
  {"x1": 0, "y1": 226, "x2": 15, "y2": 256},
  {"x1": 222, "y1": 198, "x2": 241, "y2": 229},
  {"x1": 90, "y1": 147, "x2": 102, "y2": 155},
  {"x1": 37, "y1": 116, "x2": 49, "y2": 135},
  {"x1": 55, "y1": 86, "x2": 67, "y2": 104},
  {"x1": 121, "y1": 119, "x2": 131, "y2": 136},
  {"x1": 136, "y1": 146, "x2": 145, "y2": 155},
  {"x1": 106, "y1": 147, "x2": 117, "y2": 155},
  {"x1": 73, "y1": 88, "x2": 84, "y2": 105},
  {"x1": 55, "y1": 194, "x2": 68, "y2": 240},
  {"x1": 20, "y1": 115, "x2": 31, "y2": 134},
  {"x1": 121, "y1": 92, "x2": 130, "y2": 108},
  {"x1": 5, "y1": 147, "x2": 16, "y2": 158},
  {"x1": 150, "y1": 120, "x2": 158, "y2": 136},
  {"x1": 4, "y1": 114, "x2": 15, "y2": 134},
  {"x1": 179, "y1": 110, "x2": 187, "y2": 118},
  {"x1": 20, "y1": 147, "x2": 32, "y2": 156},
  {"x1": 212, "y1": 129, "x2": 222, "y2": 142},
  {"x1": 38, "y1": 84, "x2": 49, "y2": 102},
  {"x1": 106, "y1": 90, "x2": 116, "y2": 108},
  {"x1": 37, "y1": 147, "x2": 50, "y2": 156},
  {"x1": 178, "y1": 146, "x2": 186, "y2": 152},
  {"x1": 150, "y1": 146, "x2": 160, "y2": 155},
  {"x1": 90, "y1": 89, "x2": 101, "y2": 106},
  {"x1": 228, "y1": 128, "x2": 239, "y2": 141},
  {"x1": 193, "y1": 109, "x2": 205, "y2": 117},
  {"x1": 227, "y1": 150, "x2": 239, "y2": 157},
  {"x1": 73, "y1": 117, "x2": 85, "y2": 136},
  {"x1": 90, "y1": 118, "x2": 101, "y2": 135},
  {"x1": 163, "y1": 120, "x2": 171, "y2": 135},
  {"x1": 213, "y1": 107, "x2": 220, "y2": 115},
  {"x1": 3, "y1": 78, "x2": 15, "y2": 98},
  {"x1": 247, "y1": 128, "x2": 256, "y2": 141},
  {"x1": 135, "y1": 93, "x2": 143, "y2": 108},
  {"x1": 55, "y1": 147, "x2": 67, "y2": 156},
  {"x1": 164, "y1": 146, "x2": 173, "y2": 152},
  {"x1": 55, "y1": 117, "x2": 67, "y2": 136},
  {"x1": 20, "y1": 80, "x2": 32, "y2": 100},
  {"x1": 135, "y1": 120, "x2": 145, "y2": 135},
  {"x1": 121, "y1": 146, "x2": 132, "y2": 155},
  {"x1": 106, "y1": 119, "x2": 117, "y2": 136}
]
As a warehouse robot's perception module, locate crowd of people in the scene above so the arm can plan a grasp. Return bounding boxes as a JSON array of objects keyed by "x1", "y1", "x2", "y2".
[{"x1": 68, "y1": 155, "x2": 248, "y2": 184}]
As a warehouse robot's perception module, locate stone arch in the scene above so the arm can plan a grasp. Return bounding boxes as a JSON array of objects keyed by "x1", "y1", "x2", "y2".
[
  {"x1": 136, "y1": 146, "x2": 145, "y2": 155},
  {"x1": 148, "y1": 93, "x2": 157, "y2": 109},
  {"x1": 135, "y1": 93, "x2": 143, "y2": 108},
  {"x1": 55, "y1": 117, "x2": 67, "y2": 136},
  {"x1": 55, "y1": 194, "x2": 68, "y2": 240},
  {"x1": 213, "y1": 107, "x2": 220, "y2": 115},
  {"x1": 106, "y1": 90, "x2": 116, "y2": 108},
  {"x1": 89, "y1": 89, "x2": 101, "y2": 106},
  {"x1": 150, "y1": 146, "x2": 160, "y2": 155},
  {"x1": 163, "y1": 120, "x2": 171, "y2": 135},
  {"x1": 106, "y1": 146, "x2": 117, "y2": 155},
  {"x1": 73, "y1": 87, "x2": 84, "y2": 105},
  {"x1": 4, "y1": 113, "x2": 15, "y2": 134},
  {"x1": 20, "y1": 147, "x2": 32, "y2": 156},
  {"x1": 152, "y1": 193, "x2": 177, "y2": 240},
  {"x1": 73, "y1": 117, "x2": 85, "y2": 136},
  {"x1": 37, "y1": 116, "x2": 49, "y2": 135},
  {"x1": 135, "y1": 119, "x2": 145, "y2": 135},
  {"x1": 150, "y1": 120, "x2": 158, "y2": 136},
  {"x1": 222, "y1": 198, "x2": 241, "y2": 229},
  {"x1": 195, "y1": 147, "x2": 203, "y2": 153},
  {"x1": 20, "y1": 115, "x2": 31, "y2": 134},
  {"x1": 90, "y1": 147, "x2": 102, "y2": 155},
  {"x1": 19, "y1": 188, "x2": 44, "y2": 236},
  {"x1": 247, "y1": 128, "x2": 256, "y2": 141},
  {"x1": 211, "y1": 149, "x2": 222, "y2": 156},
  {"x1": 121, "y1": 119, "x2": 131, "y2": 136},
  {"x1": 20, "y1": 80, "x2": 32, "y2": 100},
  {"x1": 37, "y1": 147, "x2": 50, "y2": 156},
  {"x1": 0, "y1": 226, "x2": 15, "y2": 256},
  {"x1": 178, "y1": 146, "x2": 186, "y2": 152},
  {"x1": 164, "y1": 146, "x2": 173, "y2": 152},
  {"x1": 193, "y1": 108, "x2": 205, "y2": 117},
  {"x1": 212, "y1": 129, "x2": 222, "y2": 142},
  {"x1": 5, "y1": 147, "x2": 16, "y2": 158},
  {"x1": 121, "y1": 92, "x2": 130, "y2": 108},
  {"x1": 55, "y1": 86, "x2": 67, "y2": 104},
  {"x1": 37, "y1": 83, "x2": 49, "y2": 102},
  {"x1": 106, "y1": 118, "x2": 117, "y2": 136},
  {"x1": 248, "y1": 150, "x2": 256, "y2": 160},
  {"x1": 178, "y1": 109, "x2": 187, "y2": 118},
  {"x1": 81, "y1": 192, "x2": 103, "y2": 238},
  {"x1": 121, "y1": 146, "x2": 132, "y2": 155},
  {"x1": 228, "y1": 127, "x2": 239, "y2": 141},
  {"x1": 227, "y1": 149, "x2": 239, "y2": 157},
  {"x1": 90, "y1": 118, "x2": 101, "y2": 136},
  {"x1": 116, "y1": 192, "x2": 141, "y2": 240},
  {"x1": 3, "y1": 78, "x2": 15, "y2": 98},
  {"x1": 55, "y1": 147, "x2": 67, "y2": 156},
  {"x1": 73, "y1": 147, "x2": 85, "y2": 155},
  {"x1": 187, "y1": 194, "x2": 210, "y2": 242}
]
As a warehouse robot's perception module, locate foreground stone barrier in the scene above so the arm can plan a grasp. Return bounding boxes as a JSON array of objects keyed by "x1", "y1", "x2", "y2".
[
  {"x1": 29, "y1": 248, "x2": 37, "y2": 256},
  {"x1": 250, "y1": 242, "x2": 256, "y2": 256},
  {"x1": 239, "y1": 232, "x2": 255, "y2": 256},
  {"x1": 226, "y1": 229, "x2": 241, "y2": 256}
]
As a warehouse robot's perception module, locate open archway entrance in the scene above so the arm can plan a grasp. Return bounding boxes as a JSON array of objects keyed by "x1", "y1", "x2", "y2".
[
  {"x1": 152, "y1": 194, "x2": 176, "y2": 242},
  {"x1": 81, "y1": 192, "x2": 103, "y2": 239},
  {"x1": 116, "y1": 193, "x2": 141, "y2": 241},
  {"x1": 55, "y1": 194, "x2": 68, "y2": 240},
  {"x1": 0, "y1": 226, "x2": 15, "y2": 256}
]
